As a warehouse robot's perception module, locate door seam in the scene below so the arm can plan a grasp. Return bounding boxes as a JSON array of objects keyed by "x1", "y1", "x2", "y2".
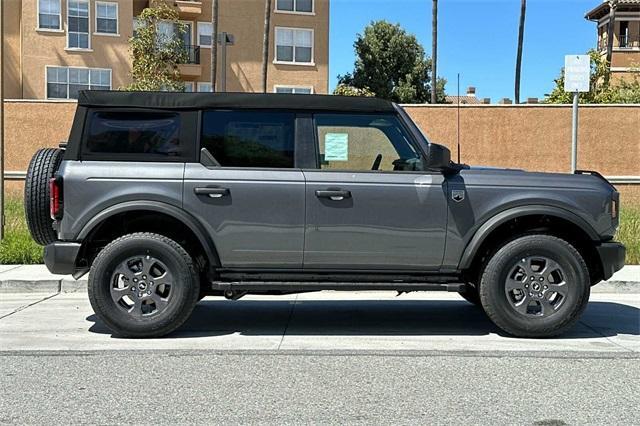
[{"x1": 301, "y1": 169, "x2": 308, "y2": 268}]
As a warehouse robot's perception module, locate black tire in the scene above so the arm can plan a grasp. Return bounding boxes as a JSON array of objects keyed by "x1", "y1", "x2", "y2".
[
  {"x1": 458, "y1": 283, "x2": 481, "y2": 306},
  {"x1": 88, "y1": 233, "x2": 200, "y2": 338},
  {"x1": 479, "y1": 235, "x2": 590, "y2": 338},
  {"x1": 24, "y1": 148, "x2": 64, "y2": 246}
]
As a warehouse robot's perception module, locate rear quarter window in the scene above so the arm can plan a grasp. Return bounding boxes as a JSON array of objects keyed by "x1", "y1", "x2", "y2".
[
  {"x1": 201, "y1": 110, "x2": 295, "y2": 168},
  {"x1": 84, "y1": 111, "x2": 185, "y2": 159}
]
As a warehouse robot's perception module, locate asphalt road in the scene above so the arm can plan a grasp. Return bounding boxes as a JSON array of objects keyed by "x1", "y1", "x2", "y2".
[
  {"x1": 1, "y1": 291, "x2": 639, "y2": 424},
  {"x1": 1, "y1": 350, "x2": 639, "y2": 425}
]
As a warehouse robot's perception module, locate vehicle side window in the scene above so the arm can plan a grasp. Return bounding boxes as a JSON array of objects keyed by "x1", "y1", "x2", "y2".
[
  {"x1": 85, "y1": 111, "x2": 182, "y2": 157},
  {"x1": 314, "y1": 114, "x2": 423, "y2": 172},
  {"x1": 201, "y1": 111, "x2": 295, "y2": 168}
]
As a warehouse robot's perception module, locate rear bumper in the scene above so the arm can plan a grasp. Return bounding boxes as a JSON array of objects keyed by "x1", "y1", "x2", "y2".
[
  {"x1": 596, "y1": 242, "x2": 626, "y2": 281},
  {"x1": 43, "y1": 242, "x2": 81, "y2": 275}
]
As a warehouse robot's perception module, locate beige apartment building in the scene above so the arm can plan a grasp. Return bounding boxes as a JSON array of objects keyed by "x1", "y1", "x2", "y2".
[
  {"x1": 2, "y1": 0, "x2": 329, "y2": 99},
  {"x1": 586, "y1": 0, "x2": 640, "y2": 82}
]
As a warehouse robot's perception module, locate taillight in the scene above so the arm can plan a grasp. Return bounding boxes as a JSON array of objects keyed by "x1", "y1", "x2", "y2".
[{"x1": 49, "y1": 177, "x2": 63, "y2": 220}]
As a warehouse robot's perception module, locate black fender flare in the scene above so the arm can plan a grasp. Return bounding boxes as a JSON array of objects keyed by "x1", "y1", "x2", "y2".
[
  {"x1": 78, "y1": 200, "x2": 221, "y2": 269},
  {"x1": 458, "y1": 205, "x2": 600, "y2": 270}
]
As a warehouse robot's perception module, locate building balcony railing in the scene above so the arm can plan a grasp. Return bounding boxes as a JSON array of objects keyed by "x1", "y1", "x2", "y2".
[
  {"x1": 183, "y1": 45, "x2": 200, "y2": 65},
  {"x1": 598, "y1": 35, "x2": 640, "y2": 51},
  {"x1": 618, "y1": 34, "x2": 640, "y2": 49}
]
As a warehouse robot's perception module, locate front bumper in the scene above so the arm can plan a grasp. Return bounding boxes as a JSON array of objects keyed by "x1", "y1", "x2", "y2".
[
  {"x1": 596, "y1": 242, "x2": 626, "y2": 281},
  {"x1": 43, "y1": 242, "x2": 81, "y2": 275}
]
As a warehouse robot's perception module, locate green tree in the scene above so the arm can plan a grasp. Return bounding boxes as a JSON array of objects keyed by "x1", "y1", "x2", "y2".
[
  {"x1": 123, "y1": 0, "x2": 187, "y2": 92},
  {"x1": 545, "y1": 50, "x2": 640, "y2": 104},
  {"x1": 333, "y1": 84, "x2": 375, "y2": 97},
  {"x1": 338, "y1": 21, "x2": 446, "y2": 103}
]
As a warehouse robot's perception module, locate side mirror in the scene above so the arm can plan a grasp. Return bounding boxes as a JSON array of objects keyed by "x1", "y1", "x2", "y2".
[{"x1": 425, "y1": 143, "x2": 452, "y2": 171}]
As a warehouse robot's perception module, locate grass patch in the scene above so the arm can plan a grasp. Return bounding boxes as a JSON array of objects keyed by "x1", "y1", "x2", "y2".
[
  {"x1": 0, "y1": 194, "x2": 638, "y2": 265},
  {"x1": 0, "y1": 195, "x2": 43, "y2": 264},
  {"x1": 617, "y1": 206, "x2": 640, "y2": 265}
]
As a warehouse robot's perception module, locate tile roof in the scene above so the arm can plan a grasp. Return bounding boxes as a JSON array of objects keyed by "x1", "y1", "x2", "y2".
[
  {"x1": 586, "y1": 0, "x2": 640, "y2": 21},
  {"x1": 445, "y1": 95, "x2": 484, "y2": 105}
]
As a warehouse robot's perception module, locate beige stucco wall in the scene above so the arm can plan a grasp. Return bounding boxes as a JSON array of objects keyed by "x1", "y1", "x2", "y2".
[
  {"x1": 611, "y1": 51, "x2": 640, "y2": 68},
  {"x1": 404, "y1": 104, "x2": 640, "y2": 177},
  {"x1": 191, "y1": 0, "x2": 329, "y2": 94},
  {"x1": 2, "y1": 0, "x2": 23, "y2": 99},
  {"x1": 3, "y1": 102, "x2": 639, "y2": 203},
  {"x1": 8, "y1": 0, "x2": 134, "y2": 99},
  {"x1": 3, "y1": 101, "x2": 77, "y2": 173},
  {"x1": 2, "y1": 0, "x2": 329, "y2": 98}
]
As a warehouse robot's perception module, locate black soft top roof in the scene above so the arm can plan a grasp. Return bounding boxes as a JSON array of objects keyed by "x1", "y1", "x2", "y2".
[{"x1": 77, "y1": 91, "x2": 397, "y2": 113}]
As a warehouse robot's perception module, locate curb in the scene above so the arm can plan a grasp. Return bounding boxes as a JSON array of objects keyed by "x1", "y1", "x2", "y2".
[
  {"x1": 0, "y1": 278, "x2": 88, "y2": 294},
  {"x1": 1, "y1": 278, "x2": 639, "y2": 294},
  {"x1": 1, "y1": 265, "x2": 638, "y2": 294}
]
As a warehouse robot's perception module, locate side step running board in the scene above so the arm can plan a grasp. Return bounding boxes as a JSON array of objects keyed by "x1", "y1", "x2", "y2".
[{"x1": 211, "y1": 281, "x2": 465, "y2": 292}]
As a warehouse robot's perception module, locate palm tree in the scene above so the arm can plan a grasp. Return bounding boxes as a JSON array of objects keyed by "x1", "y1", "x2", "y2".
[
  {"x1": 211, "y1": 0, "x2": 219, "y2": 91},
  {"x1": 261, "y1": 0, "x2": 273, "y2": 93},
  {"x1": 514, "y1": 0, "x2": 526, "y2": 104},
  {"x1": 430, "y1": 0, "x2": 438, "y2": 104}
]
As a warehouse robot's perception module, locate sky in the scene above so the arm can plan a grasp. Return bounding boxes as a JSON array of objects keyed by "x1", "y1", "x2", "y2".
[{"x1": 329, "y1": 0, "x2": 598, "y2": 101}]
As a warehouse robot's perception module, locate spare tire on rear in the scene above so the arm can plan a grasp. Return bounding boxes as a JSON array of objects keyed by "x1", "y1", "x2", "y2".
[{"x1": 24, "y1": 148, "x2": 64, "y2": 246}]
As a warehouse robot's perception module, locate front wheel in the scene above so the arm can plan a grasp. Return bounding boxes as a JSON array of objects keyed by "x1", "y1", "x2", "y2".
[
  {"x1": 479, "y1": 235, "x2": 590, "y2": 338},
  {"x1": 88, "y1": 233, "x2": 200, "y2": 338}
]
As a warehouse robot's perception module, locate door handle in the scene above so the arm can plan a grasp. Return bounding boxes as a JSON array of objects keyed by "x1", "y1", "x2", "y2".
[
  {"x1": 194, "y1": 187, "x2": 230, "y2": 198},
  {"x1": 315, "y1": 190, "x2": 352, "y2": 201}
]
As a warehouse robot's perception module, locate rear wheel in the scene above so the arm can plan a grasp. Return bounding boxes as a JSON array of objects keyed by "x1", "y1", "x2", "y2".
[
  {"x1": 479, "y1": 235, "x2": 590, "y2": 338},
  {"x1": 24, "y1": 148, "x2": 64, "y2": 245},
  {"x1": 88, "y1": 233, "x2": 200, "y2": 338}
]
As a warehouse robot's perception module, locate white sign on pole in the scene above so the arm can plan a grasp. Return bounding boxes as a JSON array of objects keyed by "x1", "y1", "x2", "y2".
[{"x1": 564, "y1": 55, "x2": 590, "y2": 93}]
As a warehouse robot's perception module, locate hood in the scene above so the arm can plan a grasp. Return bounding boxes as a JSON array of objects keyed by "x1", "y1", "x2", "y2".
[{"x1": 458, "y1": 166, "x2": 616, "y2": 192}]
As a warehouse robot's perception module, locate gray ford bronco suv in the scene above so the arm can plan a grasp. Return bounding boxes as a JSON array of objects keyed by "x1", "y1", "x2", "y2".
[{"x1": 25, "y1": 91, "x2": 625, "y2": 338}]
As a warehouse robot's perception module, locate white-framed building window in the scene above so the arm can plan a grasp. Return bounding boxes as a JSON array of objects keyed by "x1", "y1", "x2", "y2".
[
  {"x1": 68, "y1": 0, "x2": 90, "y2": 49},
  {"x1": 197, "y1": 82, "x2": 213, "y2": 92},
  {"x1": 274, "y1": 85, "x2": 313, "y2": 94},
  {"x1": 275, "y1": 27, "x2": 314, "y2": 64},
  {"x1": 46, "y1": 66, "x2": 111, "y2": 99},
  {"x1": 95, "y1": 2, "x2": 118, "y2": 35},
  {"x1": 275, "y1": 0, "x2": 313, "y2": 14},
  {"x1": 184, "y1": 82, "x2": 195, "y2": 92},
  {"x1": 38, "y1": 0, "x2": 62, "y2": 30},
  {"x1": 197, "y1": 22, "x2": 213, "y2": 47}
]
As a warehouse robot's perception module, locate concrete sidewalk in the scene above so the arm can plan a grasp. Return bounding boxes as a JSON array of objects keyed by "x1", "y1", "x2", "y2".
[
  {"x1": 1, "y1": 291, "x2": 638, "y2": 353},
  {"x1": 0, "y1": 264, "x2": 639, "y2": 293}
]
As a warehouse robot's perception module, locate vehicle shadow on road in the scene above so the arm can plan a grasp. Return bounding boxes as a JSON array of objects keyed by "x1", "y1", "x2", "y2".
[{"x1": 86, "y1": 299, "x2": 640, "y2": 339}]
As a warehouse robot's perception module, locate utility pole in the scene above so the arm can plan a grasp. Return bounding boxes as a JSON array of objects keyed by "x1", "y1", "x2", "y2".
[
  {"x1": 211, "y1": 0, "x2": 219, "y2": 91},
  {"x1": 1, "y1": 0, "x2": 5, "y2": 240},
  {"x1": 514, "y1": 0, "x2": 526, "y2": 104},
  {"x1": 430, "y1": 0, "x2": 438, "y2": 104}
]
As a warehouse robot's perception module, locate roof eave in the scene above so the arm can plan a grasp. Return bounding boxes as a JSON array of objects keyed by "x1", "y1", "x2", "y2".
[{"x1": 585, "y1": 3, "x2": 609, "y2": 21}]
